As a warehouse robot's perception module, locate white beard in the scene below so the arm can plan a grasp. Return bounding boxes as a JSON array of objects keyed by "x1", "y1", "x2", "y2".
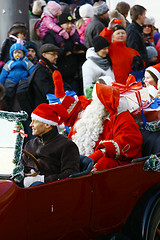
[{"x1": 72, "y1": 97, "x2": 108, "y2": 156}]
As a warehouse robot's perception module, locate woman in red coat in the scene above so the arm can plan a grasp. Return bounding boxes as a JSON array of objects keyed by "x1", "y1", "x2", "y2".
[{"x1": 99, "y1": 19, "x2": 144, "y2": 85}]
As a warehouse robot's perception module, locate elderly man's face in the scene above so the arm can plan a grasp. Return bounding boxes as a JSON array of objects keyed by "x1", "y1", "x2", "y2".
[
  {"x1": 43, "y1": 51, "x2": 58, "y2": 64},
  {"x1": 30, "y1": 119, "x2": 50, "y2": 136}
]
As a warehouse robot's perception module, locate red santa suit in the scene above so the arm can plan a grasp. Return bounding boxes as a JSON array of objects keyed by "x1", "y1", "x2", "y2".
[
  {"x1": 52, "y1": 71, "x2": 143, "y2": 171},
  {"x1": 68, "y1": 83, "x2": 143, "y2": 171}
]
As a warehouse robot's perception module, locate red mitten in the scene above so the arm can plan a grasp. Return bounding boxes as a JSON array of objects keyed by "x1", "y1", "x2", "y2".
[
  {"x1": 52, "y1": 70, "x2": 65, "y2": 98},
  {"x1": 89, "y1": 149, "x2": 103, "y2": 162}
]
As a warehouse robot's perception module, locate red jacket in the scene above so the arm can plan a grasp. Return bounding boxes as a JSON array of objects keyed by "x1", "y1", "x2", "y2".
[{"x1": 100, "y1": 28, "x2": 142, "y2": 85}]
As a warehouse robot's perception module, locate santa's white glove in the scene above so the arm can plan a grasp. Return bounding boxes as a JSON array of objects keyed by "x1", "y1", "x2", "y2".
[{"x1": 23, "y1": 175, "x2": 44, "y2": 188}]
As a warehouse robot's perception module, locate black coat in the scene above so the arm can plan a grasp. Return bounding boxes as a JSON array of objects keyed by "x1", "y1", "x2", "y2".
[
  {"x1": 22, "y1": 127, "x2": 80, "y2": 182},
  {"x1": 84, "y1": 15, "x2": 109, "y2": 48},
  {"x1": 126, "y1": 21, "x2": 148, "y2": 65},
  {"x1": 28, "y1": 56, "x2": 56, "y2": 110},
  {"x1": 0, "y1": 37, "x2": 16, "y2": 63}
]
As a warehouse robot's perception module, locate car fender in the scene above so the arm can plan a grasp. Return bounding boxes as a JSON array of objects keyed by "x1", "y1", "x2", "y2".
[
  {"x1": 122, "y1": 183, "x2": 160, "y2": 240},
  {"x1": 142, "y1": 189, "x2": 160, "y2": 239}
]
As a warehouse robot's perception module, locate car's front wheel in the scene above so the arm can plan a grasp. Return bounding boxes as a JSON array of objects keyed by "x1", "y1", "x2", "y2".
[{"x1": 147, "y1": 202, "x2": 160, "y2": 240}]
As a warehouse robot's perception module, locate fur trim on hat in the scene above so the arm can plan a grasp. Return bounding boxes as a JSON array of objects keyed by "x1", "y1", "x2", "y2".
[
  {"x1": 32, "y1": 103, "x2": 68, "y2": 126},
  {"x1": 93, "y1": 1, "x2": 109, "y2": 16},
  {"x1": 79, "y1": 4, "x2": 94, "y2": 18},
  {"x1": 146, "y1": 63, "x2": 160, "y2": 80},
  {"x1": 31, "y1": 113, "x2": 58, "y2": 126}
]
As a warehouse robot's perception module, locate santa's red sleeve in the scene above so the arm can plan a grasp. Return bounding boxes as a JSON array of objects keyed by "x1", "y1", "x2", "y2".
[{"x1": 95, "y1": 111, "x2": 143, "y2": 161}]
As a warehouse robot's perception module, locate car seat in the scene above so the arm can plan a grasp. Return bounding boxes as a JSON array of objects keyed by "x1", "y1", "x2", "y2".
[
  {"x1": 69, "y1": 155, "x2": 94, "y2": 178},
  {"x1": 132, "y1": 128, "x2": 160, "y2": 163}
]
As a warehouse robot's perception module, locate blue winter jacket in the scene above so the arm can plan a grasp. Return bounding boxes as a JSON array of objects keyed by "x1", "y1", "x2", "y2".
[{"x1": 0, "y1": 43, "x2": 35, "y2": 84}]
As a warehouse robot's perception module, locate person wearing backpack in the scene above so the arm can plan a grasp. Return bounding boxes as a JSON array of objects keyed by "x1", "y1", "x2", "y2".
[{"x1": 0, "y1": 42, "x2": 34, "y2": 112}]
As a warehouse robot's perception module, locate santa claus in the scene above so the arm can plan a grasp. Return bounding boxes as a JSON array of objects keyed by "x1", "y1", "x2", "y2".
[{"x1": 52, "y1": 70, "x2": 143, "y2": 171}]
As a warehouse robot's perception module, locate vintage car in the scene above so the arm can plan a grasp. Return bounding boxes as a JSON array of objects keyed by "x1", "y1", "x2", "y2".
[{"x1": 0, "y1": 111, "x2": 160, "y2": 240}]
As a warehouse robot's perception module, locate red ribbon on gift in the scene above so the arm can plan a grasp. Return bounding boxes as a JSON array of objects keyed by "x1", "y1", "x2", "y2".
[
  {"x1": 112, "y1": 75, "x2": 143, "y2": 94},
  {"x1": 13, "y1": 129, "x2": 28, "y2": 139},
  {"x1": 132, "y1": 91, "x2": 152, "y2": 115}
]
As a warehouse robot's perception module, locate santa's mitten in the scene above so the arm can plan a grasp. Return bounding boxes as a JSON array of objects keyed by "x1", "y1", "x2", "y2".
[
  {"x1": 59, "y1": 29, "x2": 69, "y2": 39},
  {"x1": 89, "y1": 149, "x2": 103, "y2": 162},
  {"x1": 70, "y1": 24, "x2": 76, "y2": 36},
  {"x1": 52, "y1": 70, "x2": 66, "y2": 98}
]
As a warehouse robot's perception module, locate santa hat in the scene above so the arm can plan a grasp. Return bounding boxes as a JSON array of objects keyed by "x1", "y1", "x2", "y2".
[
  {"x1": 79, "y1": 4, "x2": 94, "y2": 18},
  {"x1": 45, "y1": 1, "x2": 61, "y2": 16},
  {"x1": 31, "y1": 103, "x2": 68, "y2": 126},
  {"x1": 61, "y1": 95, "x2": 81, "y2": 126},
  {"x1": 96, "y1": 83, "x2": 120, "y2": 117},
  {"x1": 146, "y1": 63, "x2": 160, "y2": 83}
]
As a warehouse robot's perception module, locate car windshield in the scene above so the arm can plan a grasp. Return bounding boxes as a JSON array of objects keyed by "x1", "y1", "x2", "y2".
[
  {"x1": 0, "y1": 111, "x2": 28, "y2": 180},
  {"x1": 0, "y1": 118, "x2": 17, "y2": 174}
]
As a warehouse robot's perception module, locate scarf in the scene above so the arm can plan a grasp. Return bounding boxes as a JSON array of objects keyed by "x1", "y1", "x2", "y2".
[{"x1": 89, "y1": 55, "x2": 111, "y2": 71}]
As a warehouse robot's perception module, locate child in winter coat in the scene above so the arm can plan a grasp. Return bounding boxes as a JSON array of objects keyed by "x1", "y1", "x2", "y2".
[
  {"x1": 39, "y1": 1, "x2": 74, "y2": 40},
  {"x1": 0, "y1": 23, "x2": 27, "y2": 69},
  {"x1": 0, "y1": 43, "x2": 35, "y2": 111},
  {"x1": 76, "y1": 4, "x2": 93, "y2": 44}
]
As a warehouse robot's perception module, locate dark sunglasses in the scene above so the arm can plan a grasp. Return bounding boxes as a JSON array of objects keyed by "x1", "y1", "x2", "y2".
[{"x1": 143, "y1": 24, "x2": 152, "y2": 28}]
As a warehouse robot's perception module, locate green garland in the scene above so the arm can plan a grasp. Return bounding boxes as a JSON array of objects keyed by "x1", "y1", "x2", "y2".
[
  {"x1": 0, "y1": 110, "x2": 28, "y2": 182},
  {"x1": 138, "y1": 120, "x2": 160, "y2": 132},
  {"x1": 144, "y1": 154, "x2": 160, "y2": 171}
]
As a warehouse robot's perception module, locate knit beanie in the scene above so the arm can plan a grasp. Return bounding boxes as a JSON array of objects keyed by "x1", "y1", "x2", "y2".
[
  {"x1": 146, "y1": 46, "x2": 158, "y2": 59},
  {"x1": 58, "y1": 12, "x2": 73, "y2": 25},
  {"x1": 25, "y1": 41, "x2": 38, "y2": 56},
  {"x1": 79, "y1": 4, "x2": 94, "y2": 18},
  {"x1": 93, "y1": 36, "x2": 110, "y2": 52},
  {"x1": 112, "y1": 25, "x2": 126, "y2": 32},
  {"x1": 46, "y1": 1, "x2": 61, "y2": 16},
  {"x1": 93, "y1": 1, "x2": 109, "y2": 16}
]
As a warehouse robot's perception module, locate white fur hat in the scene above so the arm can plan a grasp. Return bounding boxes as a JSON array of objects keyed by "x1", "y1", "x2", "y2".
[
  {"x1": 79, "y1": 4, "x2": 94, "y2": 18},
  {"x1": 32, "y1": 0, "x2": 46, "y2": 15}
]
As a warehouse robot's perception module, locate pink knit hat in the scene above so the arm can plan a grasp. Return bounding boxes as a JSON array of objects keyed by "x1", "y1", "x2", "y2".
[{"x1": 46, "y1": 1, "x2": 61, "y2": 16}]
